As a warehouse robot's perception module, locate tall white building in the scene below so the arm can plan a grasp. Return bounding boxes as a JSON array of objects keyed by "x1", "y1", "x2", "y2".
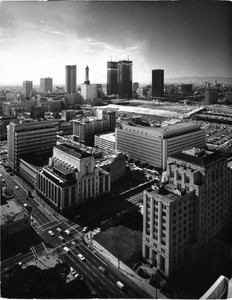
[
  {"x1": 142, "y1": 148, "x2": 232, "y2": 277},
  {"x1": 36, "y1": 143, "x2": 110, "y2": 213},
  {"x1": 116, "y1": 122, "x2": 206, "y2": 169},
  {"x1": 40, "y1": 77, "x2": 53, "y2": 93}
]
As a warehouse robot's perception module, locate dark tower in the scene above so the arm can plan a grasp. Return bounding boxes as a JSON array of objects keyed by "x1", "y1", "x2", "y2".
[
  {"x1": 65, "y1": 65, "x2": 76, "y2": 94},
  {"x1": 152, "y1": 69, "x2": 164, "y2": 97},
  {"x1": 117, "y1": 60, "x2": 132, "y2": 99},
  {"x1": 84, "y1": 65, "x2": 90, "y2": 85},
  {"x1": 107, "y1": 61, "x2": 118, "y2": 95}
]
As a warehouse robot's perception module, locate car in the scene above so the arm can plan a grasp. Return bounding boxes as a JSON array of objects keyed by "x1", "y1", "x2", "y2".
[
  {"x1": 71, "y1": 241, "x2": 76, "y2": 246},
  {"x1": 58, "y1": 236, "x2": 65, "y2": 242},
  {"x1": 63, "y1": 246, "x2": 70, "y2": 253},
  {"x1": 82, "y1": 227, "x2": 88, "y2": 233},
  {"x1": 77, "y1": 253, "x2": 85, "y2": 261},
  {"x1": 64, "y1": 229, "x2": 71, "y2": 236},
  {"x1": 15, "y1": 185, "x2": 19, "y2": 190},
  {"x1": 56, "y1": 227, "x2": 62, "y2": 233},
  {"x1": 98, "y1": 266, "x2": 107, "y2": 275},
  {"x1": 48, "y1": 230, "x2": 54, "y2": 236}
]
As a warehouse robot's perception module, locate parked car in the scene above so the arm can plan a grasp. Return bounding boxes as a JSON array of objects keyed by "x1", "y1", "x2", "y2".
[
  {"x1": 98, "y1": 266, "x2": 107, "y2": 275},
  {"x1": 65, "y1": 229, "x2": 71, "y2": 236},
  {"x1": 77, "y1": 253, "x2": 85, "y2": 261}
]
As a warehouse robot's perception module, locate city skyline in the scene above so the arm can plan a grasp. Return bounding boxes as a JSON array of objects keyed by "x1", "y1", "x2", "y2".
[{"x1": 0, "y1": 1, "x2": 232, "y2": 86}]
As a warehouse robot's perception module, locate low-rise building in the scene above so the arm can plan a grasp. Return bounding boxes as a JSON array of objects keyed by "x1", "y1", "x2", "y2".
[
  {"x1": 96, "y1": 152, "x2": 126, "y2": 183},
  {"x1": 94, "y1": 132, "x2": 115, "y2": 150},
  {"x1": 1, "y1": 197, "x2": 31, "y2": 240}
]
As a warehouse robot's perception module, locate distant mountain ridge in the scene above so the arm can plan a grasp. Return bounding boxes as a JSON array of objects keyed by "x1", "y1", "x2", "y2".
[{"x1": 165, "y1": 76, "x2": 232, "y2": 85}]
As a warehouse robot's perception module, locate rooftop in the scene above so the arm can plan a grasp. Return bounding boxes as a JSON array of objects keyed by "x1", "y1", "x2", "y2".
[
  {"x1": 1, "y1": 198, "x2": 27, "y2": 226},
  {"x1": 96, "y1": 132, "x2": 115, "y2": 142},
  {"x1": 55, "y1": 143, "x2": 92, "y2": 159},
  {"x1": 169, "y1": 148, "x2": 224, "y2": 167}
]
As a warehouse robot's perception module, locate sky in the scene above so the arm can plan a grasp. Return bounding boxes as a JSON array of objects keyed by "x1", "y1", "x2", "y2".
[{"x1": 0, "y1": 1, "x2": 232, "y2": 86}]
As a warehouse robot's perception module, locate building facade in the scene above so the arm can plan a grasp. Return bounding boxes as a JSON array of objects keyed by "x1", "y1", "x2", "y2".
[
  {"x1": 152, "y1": 69, "x2": 164, "y2": 98},
  {"x1": 107, "y1": 61, "x2": 118, "y2": 95},
  {"x1": 94, "y1": 132, "x2": 115, "y2": 150},
  {"x1": 23, "y1": 80, "x2": 33, "y2": 99},
  {"x1": 65, "y1": 65, "x2": 76, "y2": 94},
  {"x1": 36, "y1": 144, "x2": 110, "y2": 213},
  {"x1": 142, "y1": 148, "x2": 232, "y2": 277},
  {"x1": 40, "y1": 77, "x2": 53, "y2": 93},
  {"x1": 205, "y1": 91, "x2": 218, "y2": 105},
  {"x1": 117, "y1": 60, "x2": 133, "y2": 99},
  {"x1": 7, "y1": 120, "x2": 57, "y2": 173},
  {"x1": 116, "y1": 122, "x2": 206, "y2": 169},
  {"x1": 73, "y1": 110, "x2": 116, "y2": 146}
]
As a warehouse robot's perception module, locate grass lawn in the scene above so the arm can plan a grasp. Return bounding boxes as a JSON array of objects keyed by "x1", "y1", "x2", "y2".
[{"x1": 94, "y1": 225, "x2": 142, "y2": 264}]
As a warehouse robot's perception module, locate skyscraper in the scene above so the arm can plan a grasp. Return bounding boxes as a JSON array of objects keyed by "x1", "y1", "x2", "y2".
[
  {"x1": 107, "y1": 61, "x2": 118, "y2": 95},
  {"x1": 152, "y1": 69, "x2": 164, "y2": 97},
  {"x1": 65, "y1": 65, "x2": 76, "y2": 94},
  {"x1": 117, "y1": 60, "x2": 133, "y2": 99},
  {"x1": 40, "y1": 77, "x2": 53, "y2": 93},
  {"x1": 23, "y1": 80, "x2": 33, "y2": 98},
  {"x1": 84, "y1": 65, "x2": 90, "y2": 85}
]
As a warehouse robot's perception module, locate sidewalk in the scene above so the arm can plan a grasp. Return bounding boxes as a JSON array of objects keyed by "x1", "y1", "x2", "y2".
[{"x1": 86, "y1": 230, "x2": 167, "y2": 299}]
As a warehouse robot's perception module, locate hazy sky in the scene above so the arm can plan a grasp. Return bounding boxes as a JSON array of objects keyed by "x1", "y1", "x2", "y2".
[{"x1": 0, "y1": 1, "x2": 232, "y2": 86}]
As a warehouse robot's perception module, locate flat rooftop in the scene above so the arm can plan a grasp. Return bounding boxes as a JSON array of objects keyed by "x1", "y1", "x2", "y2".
[
  {"x1": 19, "y1": 152, "x2": 52, "y2": 169},
  {"x1": 96, "y1": 132, "x2": 115, "y2": 142},
  {"x1": 1, "y1": 198, "x2": 27, "y2": 226},
  {"x1": 55, "y1": 143, "x2": 92, "y2": 159},
  {"x1": 170, "y1": 148, "x2": 224, "y2": 167}
]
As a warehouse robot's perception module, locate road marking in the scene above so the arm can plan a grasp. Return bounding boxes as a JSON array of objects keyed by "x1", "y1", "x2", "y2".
[
  {"x1": 42, "y1": 242, "x2": 49, "y2": 253},
  {"x1": 2, "y1": 253, "x2": 22, "y2": 264},
  {"x1": 63, "y1": 221, "x2": 81, "y2": 234},
  {"x1": 100, "y1": 279, "x2": 106, "y2": 285}
]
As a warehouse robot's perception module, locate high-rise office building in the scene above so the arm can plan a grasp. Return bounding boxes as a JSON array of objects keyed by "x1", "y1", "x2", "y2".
[
  {"x1": 107, "y1": 61, "x2": 118, "y2": 95},
  {"x1": 116, "y1": 122, "x2": 206, "y2": 169},
  {"x1": 40, "y1": 77, "x2": 53, "y2": 93},
  {"x1": 142, "y1": 148, "x2": 232, "y2": 277},
  {"x1": 65, "y1": 65, "x2": 76, "y2": 94},
  {"x1": 7, "y1": 120, "x2": 57, "y2": 173},
  {"x1": 152, "y1": 69, "x2": 164, "y2": 97},
  {"x1": 205, "y1": 91, "x2": 218, "y2": 105},
  {"x1": 23, "y1": 81, "x2": 33, "y2": 98},
  {"x1": 36, "y1": 143, "x2": 110, "y2": 213},
  {"x1": 117, "y1": 60, "x2": 133, "y2": 99}
]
